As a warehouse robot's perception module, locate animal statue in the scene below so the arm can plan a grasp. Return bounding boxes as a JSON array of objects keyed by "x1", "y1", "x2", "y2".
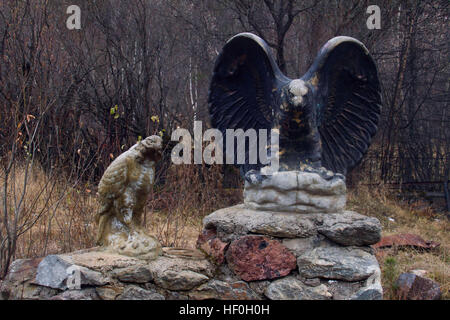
[
  {"x1": 95, "y1": 135, "x2": 162, "y2": 259},
  {"x1": 209, "y1": 33, "x2": 382, "y2": 180}
]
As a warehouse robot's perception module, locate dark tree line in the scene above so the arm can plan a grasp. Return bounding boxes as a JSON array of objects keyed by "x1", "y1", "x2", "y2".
[{"x1": 0, "y1": 0, "x2": 448, "y2": 184}]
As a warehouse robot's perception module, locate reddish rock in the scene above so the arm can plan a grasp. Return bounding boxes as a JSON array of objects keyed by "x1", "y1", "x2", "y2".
[
  {"x1": 396, "y1": 273, "x2": 441, "y2": 300},
  {"x1": 6, "y1": 258, "x2": 42, "y2": 283},
  {"x1": 197, "y1": 228, "x2": 217, "y2": 246},
  {"x1": 197, "y1": 227, "x2": 229, "y2": 264},
  {"x1": 373, "y1": 233, "x2": 440, "y2": 250},
  {"x1": 226, "y1": 235, "x2": 297, "y2": 281}
]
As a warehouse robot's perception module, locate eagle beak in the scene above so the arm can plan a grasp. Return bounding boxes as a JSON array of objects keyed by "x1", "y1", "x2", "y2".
[
  {"x1": 288, "y1": 79, "x2": 309, "y2": 109},
  {"x1": 291, "y1": 95, "x2": 305, "y2": 108}
]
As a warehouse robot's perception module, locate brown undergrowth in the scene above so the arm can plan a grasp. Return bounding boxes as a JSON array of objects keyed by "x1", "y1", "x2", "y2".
[{"x1": 347, "y1": 183, "x2": 449, "y2": 300}]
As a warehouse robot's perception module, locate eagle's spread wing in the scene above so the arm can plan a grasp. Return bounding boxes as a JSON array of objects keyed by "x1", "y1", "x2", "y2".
[
  {"x1": 209, "y1": 33, "x2": 290, "y2": 174},
  {"x1": 302, "y1": 37, "x2": 382, "y2": 174}
]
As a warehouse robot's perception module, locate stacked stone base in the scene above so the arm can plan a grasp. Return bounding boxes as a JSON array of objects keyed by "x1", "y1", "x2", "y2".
[
  {"x1": 0, "y1": 209, "x2": 382, "y2": 300},
  {"x1": 0, "y1": 204, "x2": 383, "y2": 300},
  {"x1": 0, "y1": 169, "x2": 383, "y2": 301},
  {"x1": 0, "y1": 247, "x2": 221, "y2": 300},
  {"x1": 197, "y1": 204, "x2": 383, "y2": 300},
  {"x1": 0, "y1": 170, "x2": 383, "y2": 300}
]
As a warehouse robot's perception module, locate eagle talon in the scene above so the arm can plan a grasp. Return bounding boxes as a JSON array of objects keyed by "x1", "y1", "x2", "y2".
[
  {"x1": 299, "y1": 164, "x2": 344, "y2": 181},
  {"x1": 244, "y1": 169, "x2": 267, "y2": 184}
]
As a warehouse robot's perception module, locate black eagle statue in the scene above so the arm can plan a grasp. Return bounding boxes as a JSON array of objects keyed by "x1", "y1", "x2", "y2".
[{"x1": 208, "y1": 33, "x2": 382, "y2": 180}]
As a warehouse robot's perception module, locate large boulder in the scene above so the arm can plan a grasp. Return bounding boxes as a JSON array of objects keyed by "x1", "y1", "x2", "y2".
[
  {"x1": 265, "y1": 276, "x2": 332, "y2": 300},
  {"x1": 317, "y1": 211, "x2": 382, "y2": 246},
  {"x1": 297, "y1": 246, "x2": 380, "y2": 282},
  {"x1": 35, "y1": 254, "x2": 109, "y2": 290},
  {"x1": 147, "y1": 249, "x2": 214, "y2": 291},
  {"x1": 203, "y1": 205, "x2": 317, "y2": 242},
  {"x1": 396, "y1": 273, "x2": 441, "y2": 300},
  {"x1": 203, "y1": 205, "x2": 381, "y2": 246},
  {"x1": 0, "y1": 258, "x2": 58, "y2": 300}
]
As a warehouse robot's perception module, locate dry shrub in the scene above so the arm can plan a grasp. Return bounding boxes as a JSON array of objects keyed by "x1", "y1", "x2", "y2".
[
  {"x1": 146, "y1": 163, "x2": 242, "y2": 248},
  {"x1": 1, "y1": 165, "x2": 97, "y2": 261}
]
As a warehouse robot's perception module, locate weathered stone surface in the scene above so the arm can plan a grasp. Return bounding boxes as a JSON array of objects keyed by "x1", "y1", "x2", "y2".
[
  {"x1": 77, "y1": 266, "x2": 110, "y2": 287},
  {"x1": 61, "y1": 250, "x2": 142, "y2": 271},
  {"x1": 215, "y1": 265, "x2": 241, "y2": 283},
  {"x1": 51, "y1": 288, "x2": 99, "y2": 300},
  {"x1": 203, "y1": 205, "x2": 379, "y2": 247},
  {"x1": 206, "y1": 238, "x2": 228, "y2": 264},
  {"x1": 117, "y1": 285, "x2": 165, "y2": 300},
  {"x1": 17, "y1": 284, "x2": 58, "y2": 300},
  {"x1": 189, "y1": 280, "x2": 261, "y2": 300},
  {"x1": 196, "y1": 227, "x2": 229, "y2": 264},
  {"x1": 3, "y1": 258, "x2": 42, "y2": 284},
  {"x1": 297, "y1": 246, "x2": 380, "y2": 281},
  {"x1": 396, "y1": 273, "x2": 441, "y2": 300},
  {"x1": 35, "y1": 255, "x2": 109, "y2": 290},
  {"x1": 265, "y1": 276, "x2": 332, "y2": 300},
  {"x1": 204, "y1": 205, "x2": 317, "y2": 242},
  {"x1": 323, "y1": 280, "x2": 361, "y2": 300},
  {"x1": 0, "y1": 258, "x2": 47, "y2": 300},
  {"x1": 155, "y1": 270, "x2": 209, "y2": 291},
  {"x1": 3, "y1": 247, "x2": 220, "y2": 300},
  {"x1": 1, "y1": 281, "x2": 58, "y2": 300},
  {"x1": 96, "y1": 285, "x2": 125, "y2": 300},
  {"x1": 282, "y1": 235, "x2": 329, "y2": 257},
  {"x1": 35, "y1": 255, "x2": 72, "y2": 290},
  {"x1": 226, "y1": 236, "x2": 297, "y2": 281},
  {"x1": 111, "y1": 265, "x2": 152, "y2": 283},
  {"x1": 165, "y1": 291, "x2": 189, "y2": 300},
  {"x1": 197, "y1": 227, "x2": 217, "y2": 246},
  {"x1": 3, "y1": 195, "x2": 385, "y2": 301},
  {"x1": 147, "y1": 251, "x2": 214, "y2": 291},
  {"x1": 248, "y1": 281, "x2": 271, "y2": 296},
  {"x1": 301, "y1": 277, "x2": 322, "y2": 287},
  {"x1": 244, "y1": 171, "x2": 346, "y2": 213},
  {"x1": 162, "y1": 247, "x2": 207, "y2": 260},
  {"x1": 317, "y1": 211, "x2": 381, "y2": 246},
  {"x1": 349, "y1": 269, "x2": 383, "y2": 300}
]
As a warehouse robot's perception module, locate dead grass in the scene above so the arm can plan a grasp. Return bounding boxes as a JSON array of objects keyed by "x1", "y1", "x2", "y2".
[
  {"x1": 348, "y1": 184, "x2": 449, "y2": 300},
  {"x1": 147, "y1": 211, "x2": 203, "y2": 249},
  {"x1": 1, "y1": 164, "x2": 98, "y2": 259}
]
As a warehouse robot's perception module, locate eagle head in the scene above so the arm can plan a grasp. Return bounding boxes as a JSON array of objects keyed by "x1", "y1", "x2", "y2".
[
  {"x1": 288, "y1": 79, "x2": 309, "y2": 108},
  {"x1": 136, "y1": 135, "x2": 163, "y2": 161}
]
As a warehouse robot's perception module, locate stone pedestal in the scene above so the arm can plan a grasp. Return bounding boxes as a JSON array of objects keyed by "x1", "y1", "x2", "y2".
[
  {"x1": 197, "y1": 171, "x2": 383, "y2": 300},
  {"x1": 244, "y1": 171, "x2": 347, "y2": 213}
]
